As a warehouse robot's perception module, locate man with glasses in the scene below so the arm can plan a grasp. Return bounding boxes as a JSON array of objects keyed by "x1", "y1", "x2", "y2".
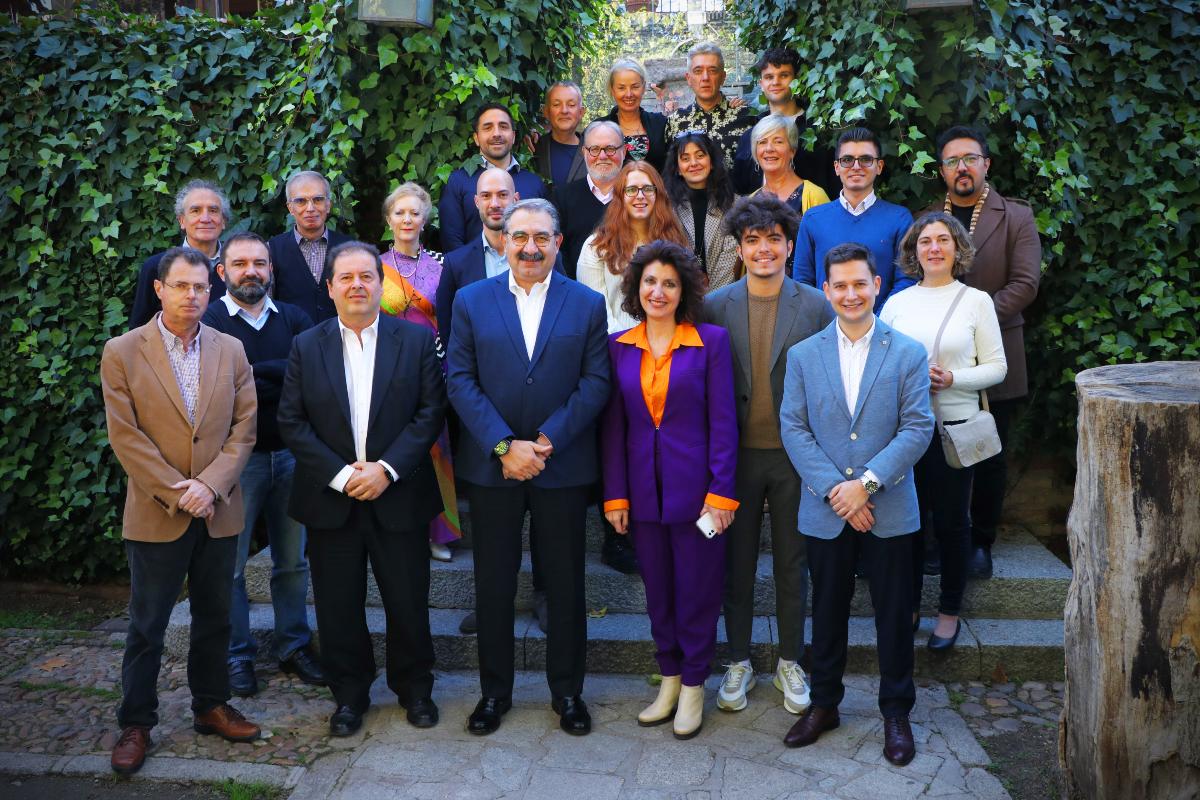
[
  {"x1": 555, "y1": 120, "x2": 626, "y2": 280},
  {"x1": 665, "y1": 42, "x2": 757, "y2": 168},
  {"x1": 926, "y1": 125, "x2": 1041, "y2": 578},
  {"x1": 792, "y1": 128, "x2": 914, "y2": 310},
  {"x1": 270, "y1": 170, "x2": 353, "y2": 322},
  {"x1": 447, "y1": 199, "x2": 609, "y2": 737},
  {"x1": 103, "y1": 247, "x2": 260, "y2": 775},
  {"x1": 129, "y1": 180, "x2": 230, "y2": 328}
]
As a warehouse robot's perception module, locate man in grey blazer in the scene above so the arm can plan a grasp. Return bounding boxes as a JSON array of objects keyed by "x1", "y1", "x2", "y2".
[
  {"x1": 702, "y1": 195, "x2": 832, "y2": 716},
  {"x1": 778, "y1": 243, "x2": 933, "y2": 766}
]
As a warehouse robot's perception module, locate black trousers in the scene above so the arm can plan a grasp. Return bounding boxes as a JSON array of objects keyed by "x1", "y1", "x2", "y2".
[
  {"x1": 806, "y1": 525, "x2": 915, "y2": 719},
  {"x1": 308, "y1": 503, "x2": 434, "y2": 711},
  {"x1": 119, "y1": 518, "x2": 236, "y2": 728},
  {"x1": 913, "y1": 429, "x2": 973, "y2": 616},
  {"x1": 970, "y1": 398, "x2": 1016, "y2": 549},
  {"x1": 466, "y1": 481, "x2": 588, "y2": 700}
]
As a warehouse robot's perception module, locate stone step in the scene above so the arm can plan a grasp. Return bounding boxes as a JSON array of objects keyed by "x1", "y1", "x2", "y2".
[
  {"x1": 244, "y1": 528, "x2": 1068, "y2": 619},
  {"x1": 165, "y1": 601, "x2": 1064, "y2": 682}
]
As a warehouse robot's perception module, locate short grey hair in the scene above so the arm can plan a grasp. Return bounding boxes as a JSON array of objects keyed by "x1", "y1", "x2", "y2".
[
  {"x1": 687, "y1": 42, "x2": 725, "y2": 70},
  {"x1": 582, "y1": 120, "x2": 623, "y2": 145},
  {"x1": 502, "y1": 198, "x2": 561, "y2": 235},
  {"x1": 285, "y1": 170, "x2": 332, "y2": 202},
  {"x1": 750, "y1": 114, "x2": 799, "y2": 166},
  {"x1": 608, "y1": 57, "x2": 648, "y2": 88},
  {"x1": 545, "y1": 80, "x2": 583, "y2": 104},
  {"x1": 173, "y1": 179, "x2": 231, "y2": 222}
]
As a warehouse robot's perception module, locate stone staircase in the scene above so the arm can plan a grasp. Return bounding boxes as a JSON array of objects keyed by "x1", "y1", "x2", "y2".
[{"x1": 166, "y1": 505, "x2": 1068, "y2": 681}]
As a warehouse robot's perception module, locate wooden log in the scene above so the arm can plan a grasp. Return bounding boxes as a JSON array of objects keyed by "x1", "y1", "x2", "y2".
[{"x1": 1061, "y1": 362, "x2": 1200, "y2": 800}]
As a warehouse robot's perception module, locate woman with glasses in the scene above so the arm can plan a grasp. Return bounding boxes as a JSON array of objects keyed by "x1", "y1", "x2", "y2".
[
  {"x1": 748, "y1": 114, "x2": 830, "y2": 240},
  {"x1": 577, "y1": 162, "x2": 690, "y2": 333},
  {"x1": 880, "y1": 212, "x2": 1006, "y2": 651},
  {"x1": 599, "y1": 58, "x2": 670, "y2": 173},
  {"x1": 378, "y1": 182, "x2": 461, "y2": 562},
  {"x1": 662, "y1": 131, "x2": 739, "y2": 292}
]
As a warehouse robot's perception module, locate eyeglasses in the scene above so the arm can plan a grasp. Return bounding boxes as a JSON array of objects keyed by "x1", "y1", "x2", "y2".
[
  {"x1": 163, "y1": 281, "x2": 211, "y2": 295},
  {"x1": 508, "y1": 231, "x2": 554, "y2": 246},
  {"x1": 940, "y1": 154, "x2": 986, "y2": 169},
  {"x1": 623, "y1": 185, "x2": 657, "y2": 197},
  {"x1": 836, "y1": 155, "x2": 878, "y2": 168},
  {"x1": 674, "y1": 128, "x2": 706, "y2": 140},
  {"x1": 287, "y1": 195, "x2": 329, "y2": 207},
  {"x1": 583, "y1": 145, "x2": 623, "y2": 158}
]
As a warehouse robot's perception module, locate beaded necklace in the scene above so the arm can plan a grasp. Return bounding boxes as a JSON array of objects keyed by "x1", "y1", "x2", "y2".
[{"x1": 944, "y1": 182, "x2": 990, "y2": 236}]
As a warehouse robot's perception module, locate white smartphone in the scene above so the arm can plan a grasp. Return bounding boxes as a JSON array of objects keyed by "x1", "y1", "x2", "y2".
[{"x1": 696, "y1": 512, "x2": 718, "y2": 539}]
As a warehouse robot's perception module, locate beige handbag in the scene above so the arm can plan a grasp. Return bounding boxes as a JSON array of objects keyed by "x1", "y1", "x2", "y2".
[{"x1": 931, "y1": 286, "x2": 1002, "y2": 469}]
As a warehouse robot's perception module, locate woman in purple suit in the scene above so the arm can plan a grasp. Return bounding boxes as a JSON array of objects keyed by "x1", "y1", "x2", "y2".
[{"x1": 601, "y1": 240, "x2": 739, "y2": 740}]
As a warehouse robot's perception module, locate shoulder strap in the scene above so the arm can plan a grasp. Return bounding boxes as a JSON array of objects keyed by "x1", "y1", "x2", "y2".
[{"x1": 930, "y1": 284, "x2": 970, "y2": 425}]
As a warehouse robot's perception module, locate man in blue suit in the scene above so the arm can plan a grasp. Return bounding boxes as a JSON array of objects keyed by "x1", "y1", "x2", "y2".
[
  {"x1": 447, "y1": 199, "x2": 609, "y2": 738},
  {"x1": 779, "y1": 242, "x2": 933, "y2": 766}
]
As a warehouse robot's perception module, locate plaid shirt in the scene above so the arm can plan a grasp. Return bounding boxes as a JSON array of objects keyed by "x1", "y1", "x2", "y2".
[
  {"x1": 295, "y1": 227, "x2": 329, "y2": 284},
  {"x1": 157, "y1": 313, "x2": 202, "y2": 424}
]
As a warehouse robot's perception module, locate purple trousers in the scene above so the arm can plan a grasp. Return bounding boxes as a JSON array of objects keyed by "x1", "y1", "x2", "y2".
[{"x1": 630, "y1": 520, "x2": 726, "y2": 686}]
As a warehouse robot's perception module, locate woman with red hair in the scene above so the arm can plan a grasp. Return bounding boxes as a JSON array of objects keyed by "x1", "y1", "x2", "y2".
[{"x1": 577, "y1": 162, "x2": 691, "y2": 333}]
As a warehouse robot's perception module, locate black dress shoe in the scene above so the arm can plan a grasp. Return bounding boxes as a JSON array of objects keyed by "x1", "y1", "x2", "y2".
[
  {"x1": 329, "y1": 705, "x2": 363, "y2": 737},
  {"x1": 280, "y1": 646, "x2": 327, "y2": 686},
  {"x1": 967, "y1": 545, "x2": 993, "y2": 579},
  {"x1": 228, "y1": 660, "x2": 258, "y2": 697},
  {"x1": 927, "y1": 619, "x2": 961, "y2": 651},
  {"x1": 401, "y1": 697, "x2": 439, "y2": 729},
  {"x1": 532, "y1": 590, "x2": 549, "y2": 635},
  {"x1": 467, "y1": 697, "x2": 511, "y2": 735},
  {"x1": 601, "y1": 533, "x2": 639, "y2": 575},
  {"x1": 883, "y1": 715, "x2": 916, "y2": 765},
  {"x1": 459, "y1": 611, "x2": 479, "y2": 635},
  {"x1": 551, "y1": 695, "x2": 592, "y2": 736},
  {"x1": 783, "y1": 706, "x2": 840, "y2": 748}
]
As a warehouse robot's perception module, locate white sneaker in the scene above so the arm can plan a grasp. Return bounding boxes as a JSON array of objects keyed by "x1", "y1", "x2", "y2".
[
  {"x1": 429, "y1": 542, "x2": 452, "y2": 562},
  {"x1": 717, "y1": 662, "x2": 756, "y2": 711},
  {"x1": 774, "y1": 660, "x2": 811, "y2": 714}
]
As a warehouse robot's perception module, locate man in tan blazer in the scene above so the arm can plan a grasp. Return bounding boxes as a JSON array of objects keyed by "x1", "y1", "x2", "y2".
[{"x1": 102, "y1": 246, "x2": 259, "y2": 775}]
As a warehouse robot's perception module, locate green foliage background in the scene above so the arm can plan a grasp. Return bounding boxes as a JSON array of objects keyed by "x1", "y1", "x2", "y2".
[
  {"x1": 0, "y1": 0, "x2": 606, "y2": 581},
  {"x1": 732, "y1": 0, "x2": 1198, "y2": 451}
]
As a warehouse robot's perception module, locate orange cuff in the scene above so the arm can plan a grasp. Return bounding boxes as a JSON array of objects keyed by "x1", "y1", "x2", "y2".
[
  {"x1": 603, "y1": 499, "x2": 630, "y2": 513},
  {"x1": 704, "y1": 493, "x2": 739, "y2": 511}
]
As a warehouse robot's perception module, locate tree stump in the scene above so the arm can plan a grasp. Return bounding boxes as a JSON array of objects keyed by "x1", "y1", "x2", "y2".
[{"x1": 1061, "y1": 362, "x2": 1200, "y2": 800}]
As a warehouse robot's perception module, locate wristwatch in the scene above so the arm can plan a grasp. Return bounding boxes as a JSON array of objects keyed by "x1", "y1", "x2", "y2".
[
  {"x1": 493, "y1": 438, "x2": 512, "y2": 458},
  {"x1": 860, "y1": 475, "x2": 880, "y2": 495}
]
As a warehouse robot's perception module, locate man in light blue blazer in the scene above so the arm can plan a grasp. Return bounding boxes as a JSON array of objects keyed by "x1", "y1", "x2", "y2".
[{"x1": 778, "y1": 242, "x2": 934, "y2": 767}]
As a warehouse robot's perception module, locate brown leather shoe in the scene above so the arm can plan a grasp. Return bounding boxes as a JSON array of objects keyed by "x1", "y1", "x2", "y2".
[
  {"x1": 111, "y1": 726, "x2": 151, "y2": 775},
  {"x1": 883, "y1": 715, "x2": 916, "y2": 765},
  {"x1": 193, "y1": 703, "x2": 260, "y2": 742},
  {"x1": 783, "y1": 705, "x2": 840, "y2": 748}
]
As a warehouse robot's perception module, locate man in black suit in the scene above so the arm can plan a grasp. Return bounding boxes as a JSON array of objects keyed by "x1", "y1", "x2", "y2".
[
  {"x1": 278, "y1": 241, "x2": 446, "y2": 737},
  {"x1": 554, "y1": 120, "x2": 625, "y2": 279},
  {"x1": 269, "y1": 170, "x2": 353, "y2": 322}
]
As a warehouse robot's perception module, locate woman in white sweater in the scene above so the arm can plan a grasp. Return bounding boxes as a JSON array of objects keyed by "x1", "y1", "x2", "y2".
[{"x1": 880, "y1": 211, "x2": 1006, "y2": 652}]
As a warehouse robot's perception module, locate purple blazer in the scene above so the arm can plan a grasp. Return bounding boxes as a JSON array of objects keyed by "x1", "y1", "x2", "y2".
[{"x1": 601, "y1": 322, "x2": 739, "y2": 525}]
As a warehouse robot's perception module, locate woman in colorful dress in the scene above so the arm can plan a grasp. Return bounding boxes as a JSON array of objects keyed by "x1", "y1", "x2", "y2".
[{"x1": 379, "y1": 182, "x2": 461, "y2": 561}]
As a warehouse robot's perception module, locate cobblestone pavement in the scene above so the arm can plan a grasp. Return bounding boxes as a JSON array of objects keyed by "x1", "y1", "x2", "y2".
[{"x1": 0, "y1": 627, "x2": 1065, "y2": 798}]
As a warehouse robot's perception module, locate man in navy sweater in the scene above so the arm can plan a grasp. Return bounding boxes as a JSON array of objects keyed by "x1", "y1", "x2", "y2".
[
  {"x1": 792, "y1": 127, "x2": 914, "y2": 311},
  {"x1": 437, "y1": 104, "x2": 547, "y2": 252},
  {"x1": 201, "y1": 232, "x2": 325, "y2": 698}
]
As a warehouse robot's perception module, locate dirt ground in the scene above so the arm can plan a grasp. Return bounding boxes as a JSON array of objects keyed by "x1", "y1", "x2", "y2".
[{"x1": 980, "y1": 723, "x2": 1068, "y2": 800}]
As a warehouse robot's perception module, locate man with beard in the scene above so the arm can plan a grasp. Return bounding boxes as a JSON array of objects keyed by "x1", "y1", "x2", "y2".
[
  {"x1": 202, "y1": 232, "x2": 324, "y2": 697},
  {"x1": 553, "y1": 120, "x2": 626, "y2": 280}
]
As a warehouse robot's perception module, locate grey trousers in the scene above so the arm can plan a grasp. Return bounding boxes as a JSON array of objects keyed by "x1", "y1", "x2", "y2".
[{"x1": 723, "y1": 447, "x2": 808, "y2": 662}]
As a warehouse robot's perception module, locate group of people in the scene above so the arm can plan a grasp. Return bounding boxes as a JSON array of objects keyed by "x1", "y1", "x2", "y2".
[{"x1": 100, "y1": 40, "x2": 1042, "y2": 777}]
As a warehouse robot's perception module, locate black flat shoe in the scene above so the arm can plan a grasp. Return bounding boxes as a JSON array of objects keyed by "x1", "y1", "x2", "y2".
[
  {"x1": 927, "y1": 619, "x2": 961, "y2": 651},
  {"x1": 967, "y1": 546, "x2": 993, "y2": 579},
  {"x1": 459, "y1": 611, "x2": 479, "y2": 635},
  {"x1": 329, "y1": 705, "x2": 364, "y2": 737},
  {"x1": 228, "y1": 660, "x2": 258, "y2": 697},
  {"x1": 401, "y1": 697, "x2": 439, "y2": 729},
  {"x1": 551, "y1": 695, "x2": 592, "y2": 736},
  {"x1": 280, "y1": 646, "x2": 327, "y2": 686},
  {"x1": 467, "y1": 697, "x2": 511, "y2": 735}
]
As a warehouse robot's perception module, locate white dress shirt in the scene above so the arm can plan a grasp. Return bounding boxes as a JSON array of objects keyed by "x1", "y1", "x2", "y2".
[
  {"x1": 838, "y1": 190, "x2": 877, "y2": 217},
  {"x1": 328, "y1": 314, "x2": 397, "y2": 492},
  {"x1": 219, "y1": 293, "x2": 278, "y2": 331},
  {"x1": 835, "y1": 319, "x2": 880, "y2": 487},
  {"x1": 587, "y1": 175, "x2": 615, "y2": 204},
  {"x1": 508, "y1": 268, "x2": 552, "y2": 359}
]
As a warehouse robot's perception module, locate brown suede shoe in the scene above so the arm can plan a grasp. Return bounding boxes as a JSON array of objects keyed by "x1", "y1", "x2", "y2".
[
  {"x1": 783, "y1": 705, "x2": 840, "y2": 748},
  {"x1": 193, "y1": 703, "x2": 260, "y2": 742},
  {"x1": 883, "y1": 715, "x2": 916, "y2": 766},
  {"x1": 111, "y1": 726, "x2": 151, "y2": 775}
]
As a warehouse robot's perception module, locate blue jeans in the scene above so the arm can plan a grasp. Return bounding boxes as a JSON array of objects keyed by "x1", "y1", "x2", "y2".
[{"x1": 229, "y1": 449, "x2": 312, "y2": 663}]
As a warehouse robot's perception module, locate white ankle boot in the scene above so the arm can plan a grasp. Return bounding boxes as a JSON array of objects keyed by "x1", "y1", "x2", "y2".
[
  {"x1": 672, "y1": 683, "x2": 705, "y2": 739},
  {"x1": 638, "y1": 675, "x2": 681, "y2": 727}
]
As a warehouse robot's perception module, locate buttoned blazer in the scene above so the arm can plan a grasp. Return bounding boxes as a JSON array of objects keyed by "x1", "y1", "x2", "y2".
[
  {"x1": 277, "y1": 314, "x2": 446, "y2": 532},
  {"x1": 779, "y1": 319, "x2": 934, "y2": 539},
  {"x1": 702, "y1": 277, "x2": 834, "y2": 430},
  {"x1": 922, "y1": 190, "x2": 1041, "y2": 401},
  {"x1": 446, "y1": 271, "x2": 610, "y2": 489},
  {"x1": 269, "y1": 227, "x2": 354, "y2": 324},
  {"x1": 601, "y1": 323, "x2": 738, "y2": 525},
  {"x1": 101, "y1": 321, "x2": 257, "y2": 542},
  {"x1": 674, "y1": 200, "x2": 740, "y2": 292}
]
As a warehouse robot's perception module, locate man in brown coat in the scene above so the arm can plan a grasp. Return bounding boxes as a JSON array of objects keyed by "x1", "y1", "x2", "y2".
[
  {"x1": 929, "y1": 125, "x2": 1042, "y2": 577},
  {"x1": 102, "y1": 246, "x2": 259, "y2": 775}
]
